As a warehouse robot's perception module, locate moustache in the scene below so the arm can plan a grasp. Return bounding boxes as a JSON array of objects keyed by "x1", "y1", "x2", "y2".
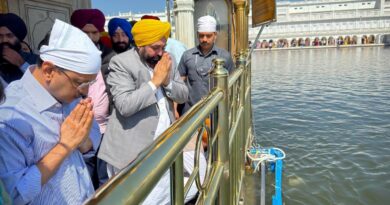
[
  {"x1": 0, "y1": 42, "x2": 21, "y2": 64},
  {"x1": 112, "y1": 41, "x2": 130, "y2": 53},
  {"x1": 0, "y1": 42, "x2": 21, "y2": 53},
  {"x1": 116, "y1": 42, "x2": 127, "y2": 46},
  {"x1": 146, "y1": 55, "x2": 162, "y2": 66}
]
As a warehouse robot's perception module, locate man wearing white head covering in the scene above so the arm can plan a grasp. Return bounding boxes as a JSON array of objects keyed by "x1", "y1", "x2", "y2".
[
  {"x1": 178, "y1": 15, "x2": 234, "y2": 114},
  {"x1": 0, "y1": 19, "x2": 102, "y2": 204}
]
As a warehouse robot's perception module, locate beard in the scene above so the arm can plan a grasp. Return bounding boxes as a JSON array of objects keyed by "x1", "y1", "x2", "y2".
[
  {"x1": 200, "y1": 40, "x2": 216, "y2": 49},
  {"x1": 200, "y1": 41, "x2": 210, "y2": 47},
  {"x1": 112, "y1": 41, "x2": 130, "y2": 53},
  {"x1": 0, "y1": 40, "x2": 22, "y2": 64},
  {"x1": 145, "y1": 55, "x2": 162, "y2": 67},
  {"x1": 0, "y1": 40, "x2": 24, "y2": 83},
  {"x1": 0, "y1": 40, "x2": 22, "y2": 53},
  {"x1": 139, "y1": 48, "x2": 162, "y2": 67}
]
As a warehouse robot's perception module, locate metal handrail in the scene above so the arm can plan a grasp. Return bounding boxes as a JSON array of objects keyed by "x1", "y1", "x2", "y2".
[
  {"x1": 84, "y1": 52, "x2": 251, "y2": 205},
  {"x1": 85, "y1": 89, "x2": 223, "y2": 204}
]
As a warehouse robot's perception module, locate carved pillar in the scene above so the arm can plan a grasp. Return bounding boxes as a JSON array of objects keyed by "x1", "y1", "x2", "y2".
[
  {"x1": 245, "y1": 0, "x2": 249, "y2": 47},
  {"x1": 233, "y1": 0, "x2": 248, "y2": 52},
  {"x1": 173, "y1": 0, "x2": 195, "y2": 48}
]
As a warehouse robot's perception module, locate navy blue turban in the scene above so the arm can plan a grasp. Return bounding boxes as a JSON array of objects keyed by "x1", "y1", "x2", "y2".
[
  {"x1": 108, "y1": 18, "x2": 133, "y2": 40},
  {"x1": 0, "y1": 13, "x2": 27, "y2": 41}
]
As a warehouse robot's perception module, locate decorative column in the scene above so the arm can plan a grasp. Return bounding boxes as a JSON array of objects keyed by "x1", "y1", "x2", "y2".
[
  {"x1": 173, "y1": 0, "x2": 195, "y2": 48},
  {"x1": 233, "y1": 0, "x2": 248, "y2": 52},
  {"x1": 244, "y1": 0, "x2": 249, "y2": 48}
]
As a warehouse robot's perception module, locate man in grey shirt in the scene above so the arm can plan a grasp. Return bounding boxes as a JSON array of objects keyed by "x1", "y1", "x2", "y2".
[{"x1": 178, "y1": 15, "x2": 234, "y2": 113}]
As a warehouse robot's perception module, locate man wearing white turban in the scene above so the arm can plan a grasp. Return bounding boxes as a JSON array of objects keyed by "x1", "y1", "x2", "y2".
[
  {"x1": 178, "y1": 15, "x2": 234, "y2": 113},
  {"x1": 0, "y1": 19, "x2": 102, "y2": 204}
]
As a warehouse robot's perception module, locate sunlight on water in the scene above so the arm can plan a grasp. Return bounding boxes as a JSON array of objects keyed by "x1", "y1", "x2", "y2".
[{"x1": 251, "y1": 47, "x2": 390, "y2": 205}]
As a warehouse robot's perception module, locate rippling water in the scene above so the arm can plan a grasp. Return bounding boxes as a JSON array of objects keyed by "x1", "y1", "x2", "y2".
[{"x1": 251, "y1": 47, "x2": 390, "y2": 205}]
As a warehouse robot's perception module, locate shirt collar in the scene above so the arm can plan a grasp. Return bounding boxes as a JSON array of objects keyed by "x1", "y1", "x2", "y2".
[
  {"x1": 22, "y1": 66, "x2": 60, "y2": 112},
  {"x1": 193, "y1": 44, "x2": 218, "y2": 57}
]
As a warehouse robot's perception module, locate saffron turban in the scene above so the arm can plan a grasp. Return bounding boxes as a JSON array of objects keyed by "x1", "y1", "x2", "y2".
[
  {"x1": 0, "y1": 13, "x2": 27, "y2": 40},
  {"x1": 197, "y1": 15, "x2": 217, "y2": 32},
  {"x1": 40, "y1": 19, "x2": 101, "y2": 74},
  {"x1": 70, "y1": 9, "x2": 105, "y2": 32},
  {"x1": 132, "y1": 19, "x2": 171, "y2": 47},
  {"x1": 108, "y1": 18, "x2": 133, "y2": 40}
]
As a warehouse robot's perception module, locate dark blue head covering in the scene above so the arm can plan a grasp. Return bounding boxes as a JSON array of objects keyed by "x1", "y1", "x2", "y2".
[
  {"x1": 108, "y1": 18, "x2": 133, "y2": 40},
  {"x1": 0, "y1": 13, "x2": 27, "y2": 41}
]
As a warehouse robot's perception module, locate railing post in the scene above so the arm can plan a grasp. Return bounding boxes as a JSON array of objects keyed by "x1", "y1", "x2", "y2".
[
  {"x1": 244, "y1": 49, "x2": 252, "y2": 151},
  {"x1": 210, "y1": 58, "x2": 230, "y2": 205},
  {"x1": 171, "y1": 153, "x2": 184, "y2": 205},
  {"x1": 237, "y1": 50, "x2": 247, "y2": 184}
]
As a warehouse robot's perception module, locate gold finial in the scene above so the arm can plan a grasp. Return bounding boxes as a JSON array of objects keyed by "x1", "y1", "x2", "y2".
[
  {"x1": 236, "y1": 50, "x2": 246, "y2": 68},
  {"x1": 210, "y1": 58, "x2": 228, "y2": 76}
]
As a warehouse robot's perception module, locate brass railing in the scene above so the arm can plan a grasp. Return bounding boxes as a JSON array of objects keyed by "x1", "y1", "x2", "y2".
[{"x1": 85, "y1": 51, "x2": 252, "y2": 205}]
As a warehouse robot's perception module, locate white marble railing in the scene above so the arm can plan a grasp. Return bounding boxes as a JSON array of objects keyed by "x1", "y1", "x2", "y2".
[
  {"x1": 249, "y1": 27, "x2": 390, "y2": 40},
  {"x1": 271, "y1": 10, "x2": 384, "y2": 23}
]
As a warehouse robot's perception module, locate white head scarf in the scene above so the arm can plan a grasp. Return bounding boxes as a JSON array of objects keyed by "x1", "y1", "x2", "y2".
[
  {"x1": 39, "y1": 19, "x2": 101, "y2": 74},
  {"x1": 197, "y1": 15, "x2": 217, "y2": 32}
]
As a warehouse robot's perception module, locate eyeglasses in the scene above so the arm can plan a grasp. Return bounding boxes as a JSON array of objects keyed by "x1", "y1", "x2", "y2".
[{"x1": 58, "y1": 68, "x2": 96, "y2": 90}]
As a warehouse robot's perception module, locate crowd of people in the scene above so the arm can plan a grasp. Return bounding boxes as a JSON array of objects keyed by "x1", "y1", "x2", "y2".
[{"x1": 0, "y1": 9, "x2": 234, "y2": 205}]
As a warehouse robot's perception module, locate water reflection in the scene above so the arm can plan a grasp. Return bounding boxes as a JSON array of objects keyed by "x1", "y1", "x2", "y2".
[{"x1": 251, "y1": 47, "x2": 390, "y2": 205}]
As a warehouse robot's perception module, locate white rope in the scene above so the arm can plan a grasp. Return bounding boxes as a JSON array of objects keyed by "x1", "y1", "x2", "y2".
[{"x1": 246, "y1": 145, "x2": 286, "y2": 172}]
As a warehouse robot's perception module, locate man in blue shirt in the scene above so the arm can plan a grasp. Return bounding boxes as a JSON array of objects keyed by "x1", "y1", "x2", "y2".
[
  {"x1": 178, "y1": 15, "x2": 234, "y2": 113},
  {"x1": 0, "y1": 85, "x2": 10, "y2": 205},
  {"x1": 0, "y1": 19, "x2": 102, "y2": 204}
]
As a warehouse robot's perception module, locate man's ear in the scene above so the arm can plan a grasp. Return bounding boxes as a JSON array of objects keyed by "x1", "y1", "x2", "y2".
[{"x1": 41, "y1": 61, "x2": 56, "y2": 82}]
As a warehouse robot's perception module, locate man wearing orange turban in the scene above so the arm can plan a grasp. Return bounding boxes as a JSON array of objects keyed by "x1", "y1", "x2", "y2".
[
  {"x1": 132, "y1": 19, "x2": 171, "y2": 47},
  {"x1": 98, "y1": 19, "x2": 188, "y2": 204}
]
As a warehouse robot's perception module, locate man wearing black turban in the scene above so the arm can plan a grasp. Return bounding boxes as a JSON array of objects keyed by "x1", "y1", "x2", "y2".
[{"x1": 0, "y1": 13, "x2": 37, "y2": 86}]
